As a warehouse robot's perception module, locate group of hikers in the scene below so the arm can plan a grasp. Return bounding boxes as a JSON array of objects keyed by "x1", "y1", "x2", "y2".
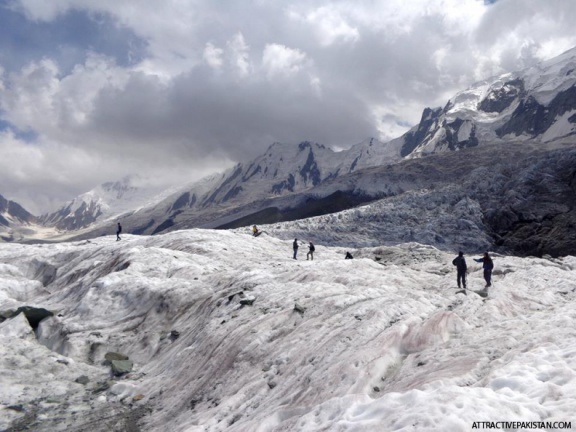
[
  {"x1": 116, "y1": 222, "x2": 493, "y2": 288},
  {"x1": 292, "y1": 238, "x2": 316, "y2": 260},
  {"x1": 253, "y1": 226, "x2": 494, "y2": 288},
  {"x1": 452, "y1": 251, "x2": 494, "y2": 289},
  {"x1": 252, "y1": 225, "x2": 353, "y2": 260},
  {"x1": 255, "y1": 226, "x2": 494, "y2": 289}
]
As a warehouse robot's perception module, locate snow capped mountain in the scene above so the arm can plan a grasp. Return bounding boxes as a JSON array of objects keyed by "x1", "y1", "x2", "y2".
[
  {"x1": 225, "y1": 139, "x2": 576, "y2": 258},
  {"x1": 401, "y1": 46, "x2": 576, "y2": 157},
  {"x1": 2, "y1": 229, "x2": 576, "y2": 430},
  {"x1": 0, "y1": 194, "x2": 35, "y2": 228},
  {"x1": 84, "y1": 138, "x2": 401, "y2": 237},
  {"x1": 32, "y1": 138, "x2": 400, "y2": 238},
  {"x1": 101, "y1": 46, "x2": 576, "y2": 240},
  {"x1": 8, "y1": 46, "x2": 576, "y2": 252},
  {"x1": 0, "y1": 194, "x2": 38, "y2": 243},
  {"x1": 40, "y1": 176, "x2": 173, "y2": 231},
  {"x1": 182, "y1": 138, "x2": 401, "y2": 210}
]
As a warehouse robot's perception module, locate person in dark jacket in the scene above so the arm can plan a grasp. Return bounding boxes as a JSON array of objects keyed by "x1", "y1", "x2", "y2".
[
  {"x1": 293, "y1": 239, "x2": 299, "y2": 259},
  {"x1": 116, "y1": 222, "x2": 122, "y2": 241},
  {"x1": 452, "y1": 251, "x2": 467, "y2": 289},
  {"x1": 307, "y1": 242, "x2": 315, "y2": 260},
  {"x1": 474, "y1": 252, "x2": 494, "y2": 288},
  {"x1": 345, "y1": 252, "x2": 353, "y2": 259}
]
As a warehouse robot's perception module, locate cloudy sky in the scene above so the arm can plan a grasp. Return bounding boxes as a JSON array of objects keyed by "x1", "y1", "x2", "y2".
[{"x1": 1, "y1": 0, "x2": 576, "y2": 213}]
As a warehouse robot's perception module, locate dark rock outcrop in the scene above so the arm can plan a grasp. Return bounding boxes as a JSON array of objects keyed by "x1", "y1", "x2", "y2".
[
  {"x1": 479, "y1": 78, "x2": 525, "y2": 113},
  {"x1": 497, "y1": 85, "x2": 576, "y2": 138},
  {"x1": 401, "y1": 107, "x2": 443, "y2": 157}
]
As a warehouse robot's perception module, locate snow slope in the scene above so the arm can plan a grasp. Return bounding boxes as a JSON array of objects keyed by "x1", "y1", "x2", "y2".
[{"x1": 1, "y1": 228, "x2": 576, "y2": 431}]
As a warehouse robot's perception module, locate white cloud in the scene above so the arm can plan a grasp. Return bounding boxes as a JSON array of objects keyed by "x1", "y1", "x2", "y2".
[
  {"x1": 1, "y1": 54, "x2": 129, "y2": 141},
  {"x1": 227, "y1": 32, "x2": 252, "y2": 78},
  {"x1": 295, "y1": 6, "x2": 360, "y2": 46},
  {"x1": 3, "y1": 0, "x2": 576, "y2": 211},
  {"x1": 203, "y1": 43, "x2": 224, "y2": 69},
  {"x1": 262, "y1": 44, "x2": 308, "y2": 79}
]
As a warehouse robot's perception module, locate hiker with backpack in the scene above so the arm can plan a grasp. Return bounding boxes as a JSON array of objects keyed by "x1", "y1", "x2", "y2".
[
  {"x1": 452, "y1": 251, "x2": 467, "y2": 289},
  {"x1": 307, "y1": 242, "x2": 315, "y2": 260}
]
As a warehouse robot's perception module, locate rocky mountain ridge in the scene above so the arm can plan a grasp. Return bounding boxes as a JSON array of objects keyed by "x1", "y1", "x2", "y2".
[{"x1": 403, "y1": 46, "x2": 576, "y2": 157}]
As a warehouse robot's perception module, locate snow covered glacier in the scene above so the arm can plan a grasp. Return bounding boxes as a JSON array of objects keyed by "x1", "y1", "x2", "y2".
[{"x1": 1, "y1": 227, "x2": 576, "y2": 431}]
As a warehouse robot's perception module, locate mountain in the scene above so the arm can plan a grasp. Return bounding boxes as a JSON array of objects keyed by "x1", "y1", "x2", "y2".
[
  {"x1": 401, "y1": 47, "x2": 576, "y2": 157},
  {"x1": 40, "y1": 176, "x2": 172, "y2": 231},
  {"x1": 92, "y1": 47, "x2": 576, "y2": 240},
  {"x1": 2, "y1": 229, "x2": 576, "y2": 430},
  {"x1": 0, "y1": 194, "x2": 35, "y2": 227},
  {"x1": 61, "y1": 137, "x2": 404, "y2": 238},
  {"x1": 0, "y1": 194, "x2": 38, "y2": 242},
  {"x1": 242, "y1": 139, "x2": 576, "y2": 257},
  {"x1": 11, "y1": 46, "x2": 576, "y2": 256},
  {"x1": 167, "y1": 138, "x2": 401, "y2": 211}
]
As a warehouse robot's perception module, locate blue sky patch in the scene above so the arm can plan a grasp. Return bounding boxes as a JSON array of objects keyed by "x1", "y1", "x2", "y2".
[
  {"x1": 0, "y1": 6, "x2": 148, "y2": 74},
  {"x1": 0, "y1": 118, "x2": 38, "y2": 142}
]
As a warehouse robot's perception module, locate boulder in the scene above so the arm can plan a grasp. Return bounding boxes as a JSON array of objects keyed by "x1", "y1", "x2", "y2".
[
  {"x1": 105, "y1": 352, "x2": 130, "y2": 362},
  {"x1": 75, "y1": 375, "x2": 90, "y2": 385},
  {"x1": 111, "y1": 360, "x2": 134, "y2": 376}
]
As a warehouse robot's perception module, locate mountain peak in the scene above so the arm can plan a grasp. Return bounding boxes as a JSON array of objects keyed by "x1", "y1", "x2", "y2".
[{"x1": 401, "y1": 46, "x2": 576, "y2": 157}]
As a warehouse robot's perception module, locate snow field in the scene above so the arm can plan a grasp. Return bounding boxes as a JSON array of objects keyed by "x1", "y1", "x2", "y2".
[{"x1": 0, "y1": 229, "x2": 576, "y2": 431}]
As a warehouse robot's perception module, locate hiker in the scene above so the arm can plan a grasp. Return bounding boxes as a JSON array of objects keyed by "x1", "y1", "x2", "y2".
[
  {"x1": 452, "y1": 251, "x2": 467, "y2": 289},
  {"x1": 474, "y1": 252, "x2": 494, "y2": 288},
  {"x1": 345, "y1": 252, "x2": 353, "y2": 259},
  {"x1": 307, "y1": 242, "x2": 315, "y2": 260},
  {"x1": 293, "y1": 239, "x2": 299, "y2": 259},
  {"x1": 116, "y1": 222, "x2": 122, "y2": 241},
  {"x1": 252, "y1": 225, "x2": 259, "y2": 236}
]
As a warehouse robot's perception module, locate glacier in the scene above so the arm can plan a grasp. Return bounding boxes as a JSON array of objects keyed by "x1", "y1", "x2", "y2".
[{"x1": 1, "y1": 225, "x2": 576, "y2": 431}]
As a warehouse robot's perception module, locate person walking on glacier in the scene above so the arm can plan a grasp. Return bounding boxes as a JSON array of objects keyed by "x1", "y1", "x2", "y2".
[
  {"x1": 452, "y1": 251, "x2": 467, "y2": 289},
  {"x1": 307, "y1": 242, "x2": 315, "y2": 260},
  {"x1": 474, "y1": 252, "x2": 494, "y2": 288},
  {"x1": 116, "y1": 222, "x2": 122, "y2": 241},
  {"x1": 293, "y1": 239, "x2": 299, "y2": 259}
]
